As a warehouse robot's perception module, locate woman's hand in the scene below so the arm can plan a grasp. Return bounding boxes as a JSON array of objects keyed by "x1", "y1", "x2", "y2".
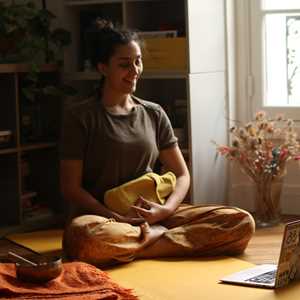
[
  {"x1": 111, "y1": 211, "x2": 145, "y2": 225},
  {"x1": 139, "y1": 222, "x2": 167, "y2": 248},
  {"x1": 132, "y1": 196, "x2": 172, "y2": 224}
]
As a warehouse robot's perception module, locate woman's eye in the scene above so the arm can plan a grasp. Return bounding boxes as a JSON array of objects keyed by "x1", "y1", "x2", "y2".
[
  {"x1": 119, "y1": 59, "x2": 142, "y2": 69},
  {"x1": 135, "y1": 59, "x2": 142, "y2": 66},
  {"x1": 120, "y1": 64, "x2": 130, "y2": 68}
]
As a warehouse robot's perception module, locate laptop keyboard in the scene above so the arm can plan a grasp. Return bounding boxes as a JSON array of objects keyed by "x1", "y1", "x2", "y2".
[{"x1": 246, "y1": 270, "x2": 276, "y2": 284}]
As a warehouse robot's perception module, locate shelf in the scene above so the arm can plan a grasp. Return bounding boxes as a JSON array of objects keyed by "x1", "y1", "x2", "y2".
[
  {"x1": 22, "y1": 209, "x2": 54, "y2": 224},
  {"x1": 64, "y1": 0, "x2": 158, "y2": 5},
  {"x1": 0, "y1": 64, "x2": 59, "y2": 74},
  {"x1": 0, "y1": 61, "x2": 62, "y2": 233},
  {"x1": 0, "y1": 147, "x2": 18, "y2": 155},
  {"x1": 63, "y1": 70, "x2": 187, "y2": 81},
  {"x1": 143, "y1": 71, "x2": 187, "y2": 79},
  {"x1": 63, "y1": 71, "x2": 100, "y2": 81},
  {"x1": 20, "y1": 142, "x2": 57, "y2": 152},
  {"x1": 21, "y1": 191, "x2": 38, "y2": 200},
  {"x1": 65, "y1": 0, "x2": 122, "y2": 6}
]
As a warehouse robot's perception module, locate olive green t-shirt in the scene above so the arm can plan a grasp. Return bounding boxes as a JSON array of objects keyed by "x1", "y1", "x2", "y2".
[{"x1": 60, "y1": 95, "x2": 177, "y2": 203}]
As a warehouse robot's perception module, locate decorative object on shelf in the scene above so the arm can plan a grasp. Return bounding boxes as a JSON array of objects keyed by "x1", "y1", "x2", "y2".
[
  {"x1": 214, "y1": 111, "x2": 300, "y2": 228},
  {"x1": 0, "y1": 130, "x2": 12, "y2": 148},
  {"x1": 21, "y1": 64, "x2": 77, "y2": 105},
  {"x1": 141, "y1": 37, "x2": 187, "y2": 71},
  {"x1": 83, "y1": 59, "x2": 92, "y2": 72}
]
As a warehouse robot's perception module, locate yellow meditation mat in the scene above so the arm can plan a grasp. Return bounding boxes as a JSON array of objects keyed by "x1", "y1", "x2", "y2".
[
  {"x1": 107, "y1": 258, "x2": 300, "y2": 300},
  {"x1": 6, "y1": 229, "x2": 63, "y2": 255},
  {"x1": 5, "y1": 230, "x2": 300, "y2": 299}
]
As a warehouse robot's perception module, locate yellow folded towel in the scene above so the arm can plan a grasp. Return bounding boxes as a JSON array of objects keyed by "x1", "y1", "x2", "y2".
[{"x1": 104, "y1": 172, "x2": 176, "y2": 215}]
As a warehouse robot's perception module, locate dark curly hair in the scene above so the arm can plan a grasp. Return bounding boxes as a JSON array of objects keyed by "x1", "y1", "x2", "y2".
[{"x1": 86, "y1": 18, "x2": 142, "y2": 68}]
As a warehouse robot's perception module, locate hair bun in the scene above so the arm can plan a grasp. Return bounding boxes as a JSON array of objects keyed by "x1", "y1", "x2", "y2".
[{"x1": 94, "y1": 18, "x2": 114, "y2": 30}]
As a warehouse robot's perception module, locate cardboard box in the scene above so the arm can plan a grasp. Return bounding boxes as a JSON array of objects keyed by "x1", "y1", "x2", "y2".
[{"x1": 142, "y1": 37, "x2": 187, "y2": 71}]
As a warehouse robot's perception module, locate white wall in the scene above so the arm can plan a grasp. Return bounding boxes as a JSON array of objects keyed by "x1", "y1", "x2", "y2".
[{"x1": 187, "y1": 0, "x2": 228, "y2": 204}]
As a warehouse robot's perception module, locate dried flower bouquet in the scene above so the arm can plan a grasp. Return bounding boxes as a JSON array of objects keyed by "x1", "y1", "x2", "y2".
[{"x1": 214, "y1": 111, "x2": 300, "y2": 226}]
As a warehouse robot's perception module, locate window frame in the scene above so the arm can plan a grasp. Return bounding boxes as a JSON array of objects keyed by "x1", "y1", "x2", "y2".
[{"x1": 236, "y1": 0, "x2": 300, "y2": 122}]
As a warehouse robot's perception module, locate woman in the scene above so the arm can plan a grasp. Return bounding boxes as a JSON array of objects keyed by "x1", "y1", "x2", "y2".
[{"x1": 61, "y1": 20, "x2": 255, "y2": 266}]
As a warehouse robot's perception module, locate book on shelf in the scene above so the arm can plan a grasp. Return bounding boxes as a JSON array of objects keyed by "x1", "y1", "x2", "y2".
[{"x1": 0, "y1": 130, "x2": 13, "y2": 148}]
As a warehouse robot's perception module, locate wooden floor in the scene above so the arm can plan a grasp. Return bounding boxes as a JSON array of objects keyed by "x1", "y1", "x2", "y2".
[{"x1": 238, "y1": 216, "x2": 300, "y2": 265}]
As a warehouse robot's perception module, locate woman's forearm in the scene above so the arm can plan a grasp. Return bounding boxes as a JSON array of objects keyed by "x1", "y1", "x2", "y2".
[
  {"x1": 164, "y1": 173, "x2": 190, "y2": 213},
  {"x1": 62, "y1": 186, "x2": 115, "y2": 218},
  {"x1": 158, "y1": 145, "x2": 191, "y2": 215}
]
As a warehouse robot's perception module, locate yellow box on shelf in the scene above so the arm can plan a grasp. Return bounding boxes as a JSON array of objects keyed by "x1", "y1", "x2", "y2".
[{"x1": 142, "y1": 37, "x2": 187, "y2": 71}]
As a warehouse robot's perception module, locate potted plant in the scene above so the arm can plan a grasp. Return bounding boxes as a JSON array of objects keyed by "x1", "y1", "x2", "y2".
[
  {"x1": 0, "y1": 0, "x2": 75, "y2": 101},
  {"x1": 0, "y1": 0, "x2": 76, "y2": 146},
  {"x1": 0, "y1": 0, "x2": 71, "y2": 64}
]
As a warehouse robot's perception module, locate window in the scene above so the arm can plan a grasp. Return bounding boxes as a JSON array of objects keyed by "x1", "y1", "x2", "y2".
[
  {"x1": 247, "y1": 0, "x2": 300, "y2": 119},
  {"x1": 231, "y1": 1, "x2": 300, "y2": 213}
]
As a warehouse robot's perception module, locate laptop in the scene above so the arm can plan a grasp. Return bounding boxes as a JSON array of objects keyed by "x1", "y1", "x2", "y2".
[{"x1": 220, "y1": 220, "x2": 300, "y2": 288}]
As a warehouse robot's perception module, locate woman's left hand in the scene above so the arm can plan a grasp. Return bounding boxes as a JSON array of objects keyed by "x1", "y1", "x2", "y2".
[{"x1": 132, "y1": 196, "x2": 172, "y2": 224}]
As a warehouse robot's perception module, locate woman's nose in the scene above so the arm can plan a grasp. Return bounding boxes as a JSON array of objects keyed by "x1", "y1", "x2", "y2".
[{"x1": 131, "y1": 63, "x2": 141, "y2": 75}]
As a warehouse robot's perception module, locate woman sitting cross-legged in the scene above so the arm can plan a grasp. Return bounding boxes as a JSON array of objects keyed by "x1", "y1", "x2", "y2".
[{"x1": 60, "y1": 19, "x2": 255, "y2": 267}]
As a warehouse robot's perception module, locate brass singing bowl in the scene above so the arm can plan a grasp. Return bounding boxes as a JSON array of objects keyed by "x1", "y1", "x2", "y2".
[{"x1": 16, "y1": 257, "x2": 63, "y2": 283}]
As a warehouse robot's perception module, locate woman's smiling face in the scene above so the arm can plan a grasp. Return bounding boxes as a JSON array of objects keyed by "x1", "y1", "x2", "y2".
[{"x1": 98, "y1": 40, "x2": 143, "y2": 95}]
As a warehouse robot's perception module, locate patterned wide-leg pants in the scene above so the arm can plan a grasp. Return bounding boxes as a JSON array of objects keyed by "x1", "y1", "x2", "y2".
[{"x1": 63, "y1": 205, "x2": 255, "y2": 266}]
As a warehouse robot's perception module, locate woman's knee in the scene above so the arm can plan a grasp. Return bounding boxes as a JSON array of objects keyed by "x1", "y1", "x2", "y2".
[
  {"x1": 229, "y1": 207, "x2": 256, "y2": 235},
  {"x1": 221, "y1": 207, "x2": 256, "y2": 254},
  {"x1": 63, "y1": 215, "x2": 109, "y2": 260},
  {"x1": 63, "y1": 215, "x2": 142, "y2": 266},
  {"x1": 199, "y1": 206, "x2": 255, "y2": 254}
]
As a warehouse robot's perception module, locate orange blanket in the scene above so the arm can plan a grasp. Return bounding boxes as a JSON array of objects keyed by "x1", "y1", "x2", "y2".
[{"x1": 0, "y1": 262, "x2": 138, "y2": 300}]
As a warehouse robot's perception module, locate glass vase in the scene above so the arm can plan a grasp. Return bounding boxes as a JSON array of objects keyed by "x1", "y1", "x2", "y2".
[{"x1": 254, "y1": 178, "x2": 283, "y2": 228}]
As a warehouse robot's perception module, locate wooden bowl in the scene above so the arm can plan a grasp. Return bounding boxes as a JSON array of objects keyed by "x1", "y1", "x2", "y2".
[{"x1": 16, "y1": 256, "x2": 63, "y2": 283}]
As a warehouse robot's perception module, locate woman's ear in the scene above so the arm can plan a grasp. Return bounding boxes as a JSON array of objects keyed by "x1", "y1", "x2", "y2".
[{"x1": 97, "y1": 63, "x2": 107, "y2": 76}]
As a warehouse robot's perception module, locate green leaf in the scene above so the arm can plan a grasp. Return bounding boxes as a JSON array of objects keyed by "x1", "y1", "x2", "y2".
[{"x1": 22, "y1": 87, "x2": 36, "y2": 102}]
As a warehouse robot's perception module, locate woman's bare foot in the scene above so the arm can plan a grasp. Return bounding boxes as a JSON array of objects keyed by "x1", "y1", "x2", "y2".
[{"x1": 139, "y1": 222, "x2": 167, "y2": 249}]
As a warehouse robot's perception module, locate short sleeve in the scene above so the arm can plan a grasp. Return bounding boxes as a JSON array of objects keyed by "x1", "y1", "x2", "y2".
[
  {"x1": 59, "y1": 108, "x2": 87, "y2": 160},
  {"x1": 157, "y1": 106, "x2": 178, "y2": 150}
]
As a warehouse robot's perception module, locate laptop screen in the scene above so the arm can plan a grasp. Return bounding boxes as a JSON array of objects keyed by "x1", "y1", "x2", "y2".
[{"x1": 276, "y1": 220, "x2": 300, "y2": 287}]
